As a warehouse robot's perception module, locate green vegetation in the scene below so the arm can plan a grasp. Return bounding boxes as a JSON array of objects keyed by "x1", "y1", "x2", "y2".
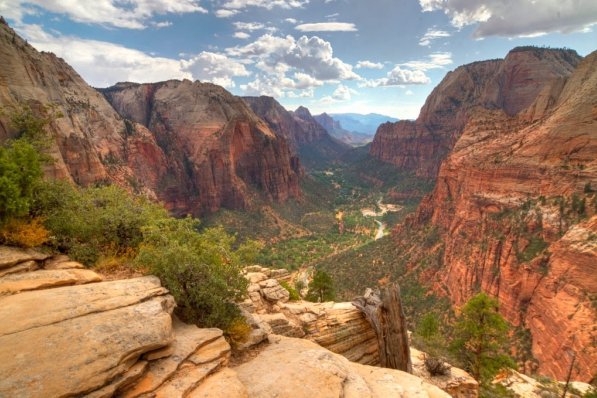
[
  {"x1": 136, "y1": 219, "x2": 252, "y2": 329},
  {"x1": 0, "y1": 105, "x2": 254, "y2": 333},
  {"x1": 450, "y1": 293, "x2": 515, "y2": 382},
  {"x1": 306, "y1": 269, "x2": 336, "y2": 302},
  {"x1": 516, "y1": 236, "x2": 548, "y2": 263},
  {"x1": 280, "y1": 280, "x2": 301, "y2": 301}
]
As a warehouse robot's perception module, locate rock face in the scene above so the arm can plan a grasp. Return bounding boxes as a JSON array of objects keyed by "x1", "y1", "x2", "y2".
[
  {"x1": 370, "y1": 47, "x2": 581, "y2": 177},
  {"x1": 409, "y1": 51, "x2": 597, "y2": 380},
  {"x1": 0, "y1": 21, "x2": 301, "y2": 215},
  {"x1": 243, "y1": 97, "x2": 349, "y2": 168},
  {"x1": 102, "y1": 82, "x2": 301, "y2": 214},
  {"x1": 0, "y1": 248, "x2": 476, "y2": 398}
]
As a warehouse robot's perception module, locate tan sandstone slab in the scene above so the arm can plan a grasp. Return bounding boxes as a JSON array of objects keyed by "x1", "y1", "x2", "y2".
[
  {"x1": 120, "y1": 320, "x2": 223, "y2": 398},
  {"x1": 188, "y1": 368, "x2": 249, "y2": 398},
  {"x1": 0, "y1": 260, "x2": 38, "y2": 277},
  {"x1": 188, "y1": 336, "x2": 231, "y2": 365},
  {"x1": 235, "y1": 336, "x2": 450, "y2": 398},
  {"x1": 0, "y1": 268, "x2": 102, "y2": 295},
  {"x1": 0, "y1": 246, "x2": 49, "y2": 269},
  {"x1": 152, "y1": 358, "x2": 225, "y2": 398},
  {"x1": 0, "y1": 296, "x2": 174, "y2": 398},
  {"x1": 0, "y1": 276, "x2": 167, "y2": 335}
]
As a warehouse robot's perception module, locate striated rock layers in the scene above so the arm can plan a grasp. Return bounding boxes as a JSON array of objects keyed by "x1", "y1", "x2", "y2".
[
  {"x1": 102, "y1": 81, "x2": 301, "y2": 214},
  {"x1": 370, "y1": 47, "x2": 581, "y2": 178},
  {"x1": 0, "y1": 247, "x2": 474, "y2": 398},
  {"x1": 238, "y1": 266, "x2": 478, "y2": 397},
  {"x1": 411, "y1": 50, "x2": 597, "y2": 381},
  {"x1": 243, "y1": 96, "x2": 349, "y2": 168},
  {"x1": 0, "y1": 21, "x2": 301, "y2": 215}
]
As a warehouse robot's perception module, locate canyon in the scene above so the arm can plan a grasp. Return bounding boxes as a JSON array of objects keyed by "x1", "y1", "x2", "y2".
[
  {"x1": 402, "y1": 49, "x2": 597, "y2": 381},
  {"x1": 0, "y1": 20, "x2": 301, "y2": 216}
]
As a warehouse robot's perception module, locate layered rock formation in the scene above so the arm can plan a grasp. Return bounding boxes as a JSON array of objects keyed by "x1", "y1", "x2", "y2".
[
  {"x1": 370, "y1": 47, "x2": 581, "y2": 177},
  {"x1": 0, "y1": 247, "x2": 476, "y2": 398},
  {"x1": 409, "y1": 50, "x2": 597, "y2": 380},
  {"x1": 243, "y1": 97, "x2": 349, "y2": 168},
  {"x1": 237, "y1": 266, "x2": 478, "y2": 397},
  {"x1": 102, "y1": 82, "x2": 301, "y2": 214},
  {"x1": 0, "y1": 21, "x2": 301, "y2": 215}
]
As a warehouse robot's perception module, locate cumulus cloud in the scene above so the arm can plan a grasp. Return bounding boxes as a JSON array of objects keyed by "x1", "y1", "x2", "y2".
[
  {"x1": 228, "y1": 34, "x2": 359, "y2": 81},
  {"x1": 418, "y1": 28, "x2": 450, "y2": 46},
  {"x1": 356, "y1": 60, "x2": 384, "y2": 69},
  {"x1": 232, "y1": 22, "x2": 266, "y2": 31},
  {"x1": 1, "y1": 0, "x2": 206, "y2": 29},
  {"x1": 295, "y1": 22, "x2": 357, "y2": 32},
  {"x1": 181, "y1": 52, "x2": 250, "y2": 88},
  {"x1": 361, "y1": 66, "x2": 431, "y2": 87},
  {"x1": 331, "y1": 84, "x2": 356, "y2": 100},
  {"x1": 17, "y1": 24, "x2": 251, "y2": 88},
  {"x1": 419, "y1": 0, "x2": 597, "y2": 38}
]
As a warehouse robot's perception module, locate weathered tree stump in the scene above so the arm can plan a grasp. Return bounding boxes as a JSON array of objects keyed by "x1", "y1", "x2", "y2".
[{"x1": 352, "y1": 284, "x2": 412, "y2": 373}]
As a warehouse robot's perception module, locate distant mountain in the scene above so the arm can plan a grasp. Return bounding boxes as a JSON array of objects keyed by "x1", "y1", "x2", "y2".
[
  {"x1": 243, "y1": 97, "x2": 349, "y2": 169},
  {"x1": 313, "y1": 113, "x2": 372, "y2": 147},
  {"x1": 329, "y1": 113, "x2": 399, "y2": 136}
]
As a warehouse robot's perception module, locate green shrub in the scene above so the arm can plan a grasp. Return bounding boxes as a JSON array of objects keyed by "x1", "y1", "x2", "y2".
[
  {"x1": 136, "y1": 218, "x2": 250, "y2": 330},
  {"x1": 280, "y1": 280, "x2": 300, "y2": 301},
  {"x1": 0, "y1": 139, "x2": 43, "y2": 222},
  {"x1": 33, "y1": 181, "x2": 165, "y2": 265}
]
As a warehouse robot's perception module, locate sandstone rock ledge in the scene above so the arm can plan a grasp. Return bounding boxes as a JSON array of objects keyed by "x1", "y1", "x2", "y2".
[{"x1": 0, "y1": 247, "x2": 472, "y2": 398}]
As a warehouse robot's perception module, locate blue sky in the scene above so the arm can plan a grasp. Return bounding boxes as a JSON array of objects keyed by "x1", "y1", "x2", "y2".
[{"x1": 1, "y1": 0, "x2": 596, "y2": 119}]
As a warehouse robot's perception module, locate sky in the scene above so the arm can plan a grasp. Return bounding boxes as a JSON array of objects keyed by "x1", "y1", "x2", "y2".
[{"x1": 1, "y1": 1, "x2": 596, "y2": 119}]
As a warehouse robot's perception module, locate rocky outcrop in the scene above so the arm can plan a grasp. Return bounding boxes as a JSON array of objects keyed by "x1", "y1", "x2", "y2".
[
  {"x1": 102, "y1": 82, "x2": 301, "y2": 214},
  {"x1": 238, "y1": 266, "x2": 478, "y2": 397},
  {"x1": 492, "y1": 369, "x2": 594, "y2": 398},
  {"x1": 409, "y1": 51, "x2": 597, "y2": 380},
  {"x1": 0, "y1": 247, "x2": 477, "y2": 397},
  {"x1": 0, "y1": 22, "x2": 301, "y2": 215},
  {"x1": 370, "y1": 47, "x2": 581, "y2": 177},
  {"x1": 236, "y1": 335, "x2": 451, "y2": 398},
  {"x1": 243, "y1": 97, "x2": 349, "y2": 168}
]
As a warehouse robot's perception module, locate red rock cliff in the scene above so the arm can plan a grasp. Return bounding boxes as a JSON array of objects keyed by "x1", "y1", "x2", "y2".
[
  {"x1": 412, "y1": 50, "x2": 597, "y2": 381},
  {"x1": 0, "y1": 22, "x2": 301, "y2": 215},
  {"x1": 370, "y1": 48, "x2": 581, "y2": 178}
]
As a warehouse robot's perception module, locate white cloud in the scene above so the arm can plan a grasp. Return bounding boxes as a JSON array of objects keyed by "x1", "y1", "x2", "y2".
[
  {"x1": 232, "y1": 21, "x2": 266, "y2": 31},
  {"x1": 17, "y1": 24, "x2": 251, "y2": 89},
  {"x1": 360, "y1": 66, "x2": 431, "y2": 87},
  {"x1": 1, "y1": 0, "x2": 207, "y2": 29},
  {"x1": 405, "y1": 89, "x2": 414, "y2": 95},
  {"x1": 332, "y1": 84, "x2": 356, "y2": 100},
  {"x1": 152, "y1": 21, "x2": 173, "y2": 28},
  {"x1": 233, "y1": 31, "x2": 251, "y2": 39},
  {"x1": 228, "y1": 34, "x2": 359, "y2": 81},
  {"x1": 181, "y1": 52, "x2": 250, "y2": 88},
  {"x1": 295, "y1": 22, "x2": 357, "y2": 32},
  {"x1": 356, "y1": 60, "x2": 384, "y2": 69},
  {"x1": 285, "y1": 18, "x2": 298, "y2": 24},
  {"x1": 220, "y1": 0, "x2": 308, "y2": 10},
  {"x1": 419, "y1": 0, "x2": 597, "y2": 38},
  {"x1": 418, "y1": 28, "x2": 450, "y2": 46},
  {"x1": 400, "y1": 52, "x2": 452, "y2": 71},
  {"x1": 215, "y1": 9, "x2": 239, "y2": 17}
]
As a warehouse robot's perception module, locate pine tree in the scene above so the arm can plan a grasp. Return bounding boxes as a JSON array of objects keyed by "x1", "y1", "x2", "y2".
[
  {"x1": 450, "y1": 292, "x2": 515, "y2": 382},
  {"x1": 306, "y1": 269, "x2": 336, "y2": 302}
]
